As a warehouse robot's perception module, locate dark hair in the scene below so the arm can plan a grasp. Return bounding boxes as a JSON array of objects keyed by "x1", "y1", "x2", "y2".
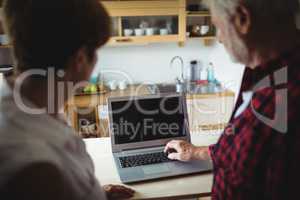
[{"x1": 3, "y1": 0, "x2": 110, "y2": 71}]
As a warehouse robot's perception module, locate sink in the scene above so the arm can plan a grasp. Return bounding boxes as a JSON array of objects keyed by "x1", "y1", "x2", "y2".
[
  {"x1": 147, "y1": 82, "x2": 224, "y2": 95},
  {"x1": 147, "y1": 84, "x2": 177, "y2": 94}
]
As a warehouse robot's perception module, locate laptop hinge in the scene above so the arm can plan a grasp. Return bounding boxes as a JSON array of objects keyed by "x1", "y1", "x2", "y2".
[{"x1": 119, "y1": 145, "x2": 164, "y2": 153}]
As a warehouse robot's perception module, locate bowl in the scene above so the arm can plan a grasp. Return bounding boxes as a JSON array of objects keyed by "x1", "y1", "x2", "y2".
[
  {"x1": 200, "y1": 25, "x2": 210, "y2": 35},
  {"x1": 159, "y1": 28, "x2": 168, "y2": 35},
  {"x1": 118, "y1": 80, "x2": 128, "y2": 90},
  {"x1": 108, "y1": 80, "x2": 117, "y2": 91},
  {"x1": 145, "y1": 28, "x2": 155, "y2": 36},
  {"x1": 124, "y1": 29, "x2": 133, "y2": 36},
  {"x1": 134, "y1": 28, "x2": 145, "y2": 36}
]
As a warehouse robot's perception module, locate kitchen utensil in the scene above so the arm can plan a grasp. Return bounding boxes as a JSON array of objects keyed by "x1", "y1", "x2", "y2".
[
  {"x1": 108, "y1": 80, "x2": 117, "y2": 91},
  {"x1": 191, "y1": 25, "x2": 201, "y2": 37},
  {"x1": 88, "y1": 123, "x2": 97, "y2": 133},
  {"x1": 124, "y1": 29, "x2": 133, "y2": 36},
  {"x1": 118, "y1": 80, "x2": 128, "y2": 90},
  {"x1": 166, "y1": 21, "x2": 173, "y2": 34},
  {"x1": 134, "y1": 28, "x2": 145, "y2": 36},
  {"x1": 200, "y1": 25, "x2": 210, "y2": 35},
  {"x1": 159, "y1": 28, "x2": 168, "y2": 35},
  {"x1": 139, "y1": 20, "x2": 149, "y2": 29},
  {"x1": 145, "y1": 28, "x2": 154, "y2": 36}
]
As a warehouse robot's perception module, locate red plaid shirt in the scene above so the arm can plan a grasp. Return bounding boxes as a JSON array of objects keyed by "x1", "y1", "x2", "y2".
[{"x1": 209, "y1": 47, "x2": 300, "y2": 200}]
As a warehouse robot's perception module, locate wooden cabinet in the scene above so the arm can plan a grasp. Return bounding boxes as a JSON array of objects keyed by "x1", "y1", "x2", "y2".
[
  {"x1": 100, "y1": 0, "x2": 216, "y2": 46},
  {"x1": 101, "y1": 0, "x2": 186, "y2": 45},
  {"x1": 185, "y1": 0, "x2": 216, "y2": 45},
  {"x1": 187, "y1": 92, "x2": 235, "y2": 133}
]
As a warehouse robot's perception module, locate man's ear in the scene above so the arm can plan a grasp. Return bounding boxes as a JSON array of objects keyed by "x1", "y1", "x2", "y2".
[
  {"x1": 71, "y1": 48, "x2": 88, "y2": 73},
  {"x1": 63, "y1": 47, "x2": 91, "y2": 82},
  {"x1": 233, "y1": 5, "x2": 251, "y2": 35}
]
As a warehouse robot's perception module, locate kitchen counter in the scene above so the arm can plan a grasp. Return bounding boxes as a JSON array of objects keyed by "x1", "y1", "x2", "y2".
[
  {"x1": 65, "y1": 84, "x2": 235, "y2": 138},
  {"x1": 66, "y1": 84, "x2": 235, "y2": 107}
]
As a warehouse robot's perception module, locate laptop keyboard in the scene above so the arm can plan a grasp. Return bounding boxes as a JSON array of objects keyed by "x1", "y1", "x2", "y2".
[{"x1": 119, "y1": 152, "x2": 173, "y2": 168}]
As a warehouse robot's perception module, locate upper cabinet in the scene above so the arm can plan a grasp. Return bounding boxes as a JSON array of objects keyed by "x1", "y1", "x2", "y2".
[
  {"x1": 101, "y1": 0, "x2": 216, "y2": 46},
  {"x1": 101, "y1": 0, "x2": 187, "y2": 46},
  {"x1": 185, "y1": 0, "x2": 216, "y2": 45}
]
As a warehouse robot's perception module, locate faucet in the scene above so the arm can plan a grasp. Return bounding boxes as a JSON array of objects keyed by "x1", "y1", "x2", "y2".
[{"x1": 170, "y1": 56, "x2": 184, "y2": 82}]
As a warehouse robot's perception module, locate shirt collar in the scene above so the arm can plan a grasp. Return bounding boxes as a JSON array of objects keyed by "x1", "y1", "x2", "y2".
[{"x1": 246, "y1": 45, "x2": 300, "y2": 87}]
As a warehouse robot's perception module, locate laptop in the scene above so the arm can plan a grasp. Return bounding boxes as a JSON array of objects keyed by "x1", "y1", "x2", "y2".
[{"x1": 108, "y1": 94, "x2": 212, "y2": 183}]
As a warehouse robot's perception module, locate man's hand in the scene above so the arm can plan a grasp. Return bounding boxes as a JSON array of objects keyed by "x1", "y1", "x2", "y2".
[
  {"x1": 103, "y1": 184, "x2": 135, "y2": 200},
  {"x1": 164, "y1": 140, "x2": 211, "y2": 162}
]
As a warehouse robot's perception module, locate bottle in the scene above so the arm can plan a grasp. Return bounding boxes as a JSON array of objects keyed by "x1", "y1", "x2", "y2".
[
  {"x1": 207, "y1": 62, "x2": 215, "y2": 83},
  {"x1": 189, "y1": 60, "x2": 202, "y2": 81}
]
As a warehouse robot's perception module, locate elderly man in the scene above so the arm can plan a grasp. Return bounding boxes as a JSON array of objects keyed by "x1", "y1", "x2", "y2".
[{"x1": 165, "y1": 0, "x2": 300, "y2": 199}]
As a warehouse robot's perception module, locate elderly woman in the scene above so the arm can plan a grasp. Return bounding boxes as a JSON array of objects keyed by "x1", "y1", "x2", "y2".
[
  {"x1": 165, "y1": 0, "x2": 300, "y2": 199},
  {"x1": 0, "y1": 0, "x2": 134, "y2": 199}
]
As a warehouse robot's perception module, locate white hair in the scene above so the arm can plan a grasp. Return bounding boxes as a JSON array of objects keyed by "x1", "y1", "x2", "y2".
[{"x1": 210, "y1": 0, "x2": 300, "y2": 28}]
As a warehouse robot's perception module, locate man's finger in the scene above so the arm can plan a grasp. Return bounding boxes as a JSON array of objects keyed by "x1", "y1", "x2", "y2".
[
  {"x1": 168, "y1": 152, "x2": 180, "y2": 160},
  {"x1": 164, "y1": 141, "x2": 176, "y2": 152},
  {"x1": 113, "y1": 185, "x2": 134, "y2": 194},
  {"x1": 165, "y1": 140, "x2": 181, "y2": 152}
]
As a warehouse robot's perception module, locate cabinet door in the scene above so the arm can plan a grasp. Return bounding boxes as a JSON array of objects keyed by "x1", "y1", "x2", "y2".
[
  {"x1": 67, "y1": 106, "x2": 102, "y2": 138},
  {"x1": 101, "y1": 0, "x2": 186, "y2": 45},
  {"x1": 102, "y1": 0, "x2": 184, "y2": 16},
  {"x1": 188, "y1": 95, "x2": 235, "y2": 133}
]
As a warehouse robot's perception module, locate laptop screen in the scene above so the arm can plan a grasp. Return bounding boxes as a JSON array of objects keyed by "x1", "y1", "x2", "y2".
[{"x1": 110, "y1": 96, "x2": 187, "y2": 145}]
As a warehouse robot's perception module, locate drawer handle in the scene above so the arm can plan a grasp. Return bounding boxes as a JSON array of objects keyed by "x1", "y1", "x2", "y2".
[{"x1": 115, "y1": 38, "x2": 133, "y2": 43}]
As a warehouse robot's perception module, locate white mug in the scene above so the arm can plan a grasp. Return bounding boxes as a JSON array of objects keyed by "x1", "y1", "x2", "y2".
[
  {"x1": 134, "y1": 28, "x2": 145, "y2": 36},
  {"x1": 118, "y1": 81, "x2": 128, "y2": 90},
  {"x1": 159, "y1": 28, "x2": 168, "y2": 35},
  {"x1": 124, "y1": 29, "x2": 133, "y2": 37},
  {"x1": 145, "y1": 28, "x2": 154, "y2": 36},
  {"x1": 200, "y1": 25, "x2": 210, "y2": 35},
  {"x1": 108, "y1": 81, "x2": 117, "y2": 91}
]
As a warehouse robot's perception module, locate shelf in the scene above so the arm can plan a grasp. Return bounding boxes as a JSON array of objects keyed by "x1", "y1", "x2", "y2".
[
  {"x1": 186, "y1": 11, "x2": 211, "y2": 17},
  {"x1": 188, "y1": 36, "x2": 216, "y2": 40},
  {"x1": 187, "y1": 36, "x2": 216, "y2": 46},
  {"x1": 108, "y1": 34, "x2": 181, "y2": 45}
]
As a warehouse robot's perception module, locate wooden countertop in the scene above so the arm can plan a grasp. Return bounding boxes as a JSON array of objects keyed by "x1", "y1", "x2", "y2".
[{"x1": 67, "y1": 84, "x2": 235, "y2": 108}]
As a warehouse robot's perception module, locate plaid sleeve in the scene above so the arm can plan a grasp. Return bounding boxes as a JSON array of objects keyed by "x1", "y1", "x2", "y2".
[{"x1": 210, "y1": 86, "x2": 284, "y2": 199}]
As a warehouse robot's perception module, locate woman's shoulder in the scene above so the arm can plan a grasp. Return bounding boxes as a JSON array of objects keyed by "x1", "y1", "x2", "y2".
[{"x1": 0, "y1": 137, "x2": 105, "y2": 199}]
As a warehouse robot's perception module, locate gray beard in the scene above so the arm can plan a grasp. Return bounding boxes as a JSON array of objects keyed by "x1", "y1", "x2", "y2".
[{"x1": 225, "y1": 24, "x2": 251, "y2": 65}]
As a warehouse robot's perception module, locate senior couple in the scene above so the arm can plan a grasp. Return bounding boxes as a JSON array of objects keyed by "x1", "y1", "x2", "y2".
[{"x1": 0, "y1": 0, "x2": 299, "y2": 199}]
